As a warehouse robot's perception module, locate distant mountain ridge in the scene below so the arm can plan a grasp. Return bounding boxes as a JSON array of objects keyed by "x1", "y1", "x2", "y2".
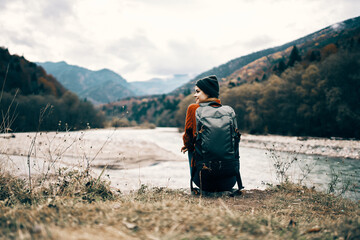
[
  {"x1": 37, "y1": 61, "x2": 137, "y2": 104},
  {"x1": 39, "y1": 62, "x2": 193, "y2": 104},
  {"x1": 130, "y1": 74, "x2": 192, "y2": 96}
]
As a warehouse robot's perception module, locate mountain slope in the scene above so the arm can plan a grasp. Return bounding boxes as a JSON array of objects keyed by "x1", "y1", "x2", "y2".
[
  {"x1": 0, "y1": 48, "x2": 104, "y2": 132},
  {"x1": 38, "y1": 61, "x2": 137, "y2": 104},
  {"x1": 225, "y1": 16, "x2": 360, "y2": 86},
  {"x1": 0, "y1": 48, "x2": 66, "y2": 97},
  {"x1": 172, "y1": 16, "x2": 360, "y2": 94}
]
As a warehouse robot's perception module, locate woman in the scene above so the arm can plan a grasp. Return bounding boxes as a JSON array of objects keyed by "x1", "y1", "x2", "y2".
[{"x1": 181, "y1": 75, "x2": 237, "y2": 192}]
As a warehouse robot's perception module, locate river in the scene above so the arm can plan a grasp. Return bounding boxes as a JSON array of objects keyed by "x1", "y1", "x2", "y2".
[{"x1": 1, "y1": 127, "x2": 359, "y2": 200}]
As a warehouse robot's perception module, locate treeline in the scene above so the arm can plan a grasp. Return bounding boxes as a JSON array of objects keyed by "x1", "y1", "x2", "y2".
[
  {"x1": 1, "y1": 91, "x2": 104, "y2": 132},
  {"x1": 102, "y1": 95, "x2": 181, "y2": 127},
  {"x1": 0, "y1": 47, "x2": 104, "y2": 132}
]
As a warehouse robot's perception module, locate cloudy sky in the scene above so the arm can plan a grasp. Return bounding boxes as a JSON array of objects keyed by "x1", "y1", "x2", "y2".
[{"x1": 1, "y1": 0, "x2": 359, "y2": 82}]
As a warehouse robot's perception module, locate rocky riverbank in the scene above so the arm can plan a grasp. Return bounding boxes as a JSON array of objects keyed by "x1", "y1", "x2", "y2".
[{"x1": 240, "y1": 134, "x2": 360, "y2": 160}]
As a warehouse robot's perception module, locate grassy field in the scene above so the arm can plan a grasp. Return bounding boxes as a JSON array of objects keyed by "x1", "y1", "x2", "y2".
[{"x1": 1, "y1": 170, "x2": 359, "y2": 240}]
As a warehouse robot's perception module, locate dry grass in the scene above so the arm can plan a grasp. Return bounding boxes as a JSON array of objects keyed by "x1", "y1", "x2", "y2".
[{"x1": 1, "y1": 174, "x2": 359, "y2": 240}]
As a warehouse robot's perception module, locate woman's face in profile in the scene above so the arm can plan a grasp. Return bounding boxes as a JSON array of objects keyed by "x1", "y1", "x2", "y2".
[{"x1": 194, "y1": 86, "x2": 209, "y2": 104}]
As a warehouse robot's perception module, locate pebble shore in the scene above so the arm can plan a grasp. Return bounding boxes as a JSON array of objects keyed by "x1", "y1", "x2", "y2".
[{"x1": 240, "y1": 134, "x2": 360, "y2": 160}]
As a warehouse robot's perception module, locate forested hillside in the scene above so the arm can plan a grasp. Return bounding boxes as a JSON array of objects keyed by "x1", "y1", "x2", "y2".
[
  {"x1": 0, "y1": 48, "x2": 104, "y2": 132},
  {"x1": 101, "y1": 94, "x2": 181, "y2": 127},
  {"x1": 220, "y1": 45, "x2": 360, "y2": 138},
  {"x1": 101, "y1": 16, "x2": 360, "y2": 139}
]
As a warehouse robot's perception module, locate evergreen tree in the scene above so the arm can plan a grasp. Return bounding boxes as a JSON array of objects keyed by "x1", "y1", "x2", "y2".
[
  {"x1": 277, "y1": 60, "x2": 287, "y2": 74},
  {"x1": 288, "y1": 45, "x2": 301, "y2": 67}
]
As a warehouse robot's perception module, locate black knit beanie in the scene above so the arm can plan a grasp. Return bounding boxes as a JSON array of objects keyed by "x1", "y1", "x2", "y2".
[{"x1": 195, "y1": 75, "x2": 219, "y2": 98}]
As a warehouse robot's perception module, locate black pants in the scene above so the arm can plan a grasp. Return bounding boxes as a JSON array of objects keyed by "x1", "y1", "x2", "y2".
[{"x1": 193, "y1": 168, "x2": 236, "y2": 192}]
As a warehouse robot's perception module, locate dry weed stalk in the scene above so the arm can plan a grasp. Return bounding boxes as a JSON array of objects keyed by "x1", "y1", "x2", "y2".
[
  {"x1": 83, "y1": 128, "x2": 115, "y2": 175},
  {"x1": 26, "y1": 103, "x2": 52, "y2": 191},
  {"x1": 265, "y1": 145, "x2": 302, "y2": 183},
  {"x1": 39, "y1": 130, "x2": 85, "y2": 184},
  {"x1": 0, "y1": 63, "x2": 18, "y2": 134},
  {"x1": 265, "y1": 143, "x2": 357, "y2": 198},
  {"x1": 26, "y1": 126, "x2": 116, "y2": 194}
]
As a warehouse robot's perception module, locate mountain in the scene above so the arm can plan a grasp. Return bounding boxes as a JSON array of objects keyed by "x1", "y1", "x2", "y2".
[
  {"x1": 130, "y1": 74, "x2": 192, "y2": 95},
  {"x1": 0, "y1": 48, "x2": 103, "y2": 132},
  {"x1": 37, "y1": 61, "x2": 137, "y2": 104},
  {"x1": 172, "y1": 16, "x2": 360, "y2": 95},
  {"x1": 39, "y1": 62, "x2": 192, "y2": 104}
]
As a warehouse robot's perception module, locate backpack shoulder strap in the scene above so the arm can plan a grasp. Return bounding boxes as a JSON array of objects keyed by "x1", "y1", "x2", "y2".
[{"x1": 199, "y1": 101, "x2": 222, "y2": 107}]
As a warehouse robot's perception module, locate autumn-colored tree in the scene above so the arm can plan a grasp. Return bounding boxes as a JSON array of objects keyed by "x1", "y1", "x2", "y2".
[{"x1": 321, "y1": 43, "x2": 337, "y2": 59}]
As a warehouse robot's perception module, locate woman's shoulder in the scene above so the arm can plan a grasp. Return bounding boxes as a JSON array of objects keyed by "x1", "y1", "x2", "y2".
[{"x1": 187, "y1": 103, "x2": 200, "y2": 110}]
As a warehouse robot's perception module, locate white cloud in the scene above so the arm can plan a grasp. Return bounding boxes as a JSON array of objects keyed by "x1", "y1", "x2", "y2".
[
  {"x1": 150, "y1": 39, "x2": 217, "y2": 74},
  {"x1": 1, "y1": 0, "x2": 359, "y2": 81},
  {"x1": 40, "y1": 0, "x2": 74, "y2": 22}
]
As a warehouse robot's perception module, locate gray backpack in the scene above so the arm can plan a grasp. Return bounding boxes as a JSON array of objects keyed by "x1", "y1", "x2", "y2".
[{"x1": 191, "y1": 101, "x2": 244, "y2": 193}]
